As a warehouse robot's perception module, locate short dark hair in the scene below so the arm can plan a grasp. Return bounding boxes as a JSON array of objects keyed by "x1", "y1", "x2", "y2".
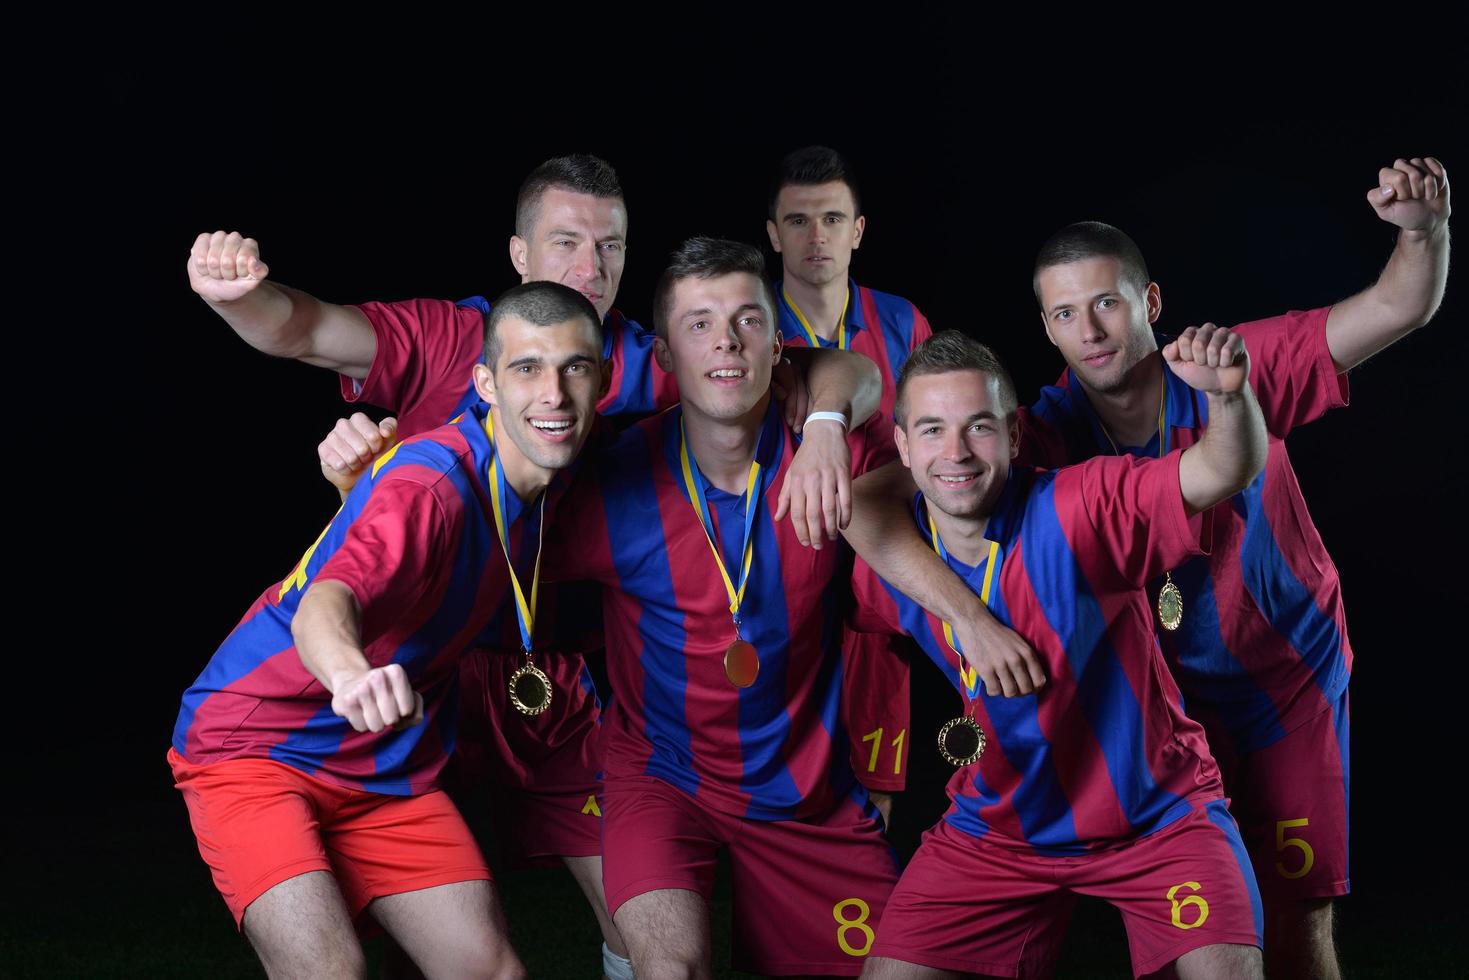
[
  {"x1": 514, "y1": 154, "x2": 624, "y2": 238},
  {"x1": 894, "y1": 330, "x2": 1017, "y2": 426},
  {"x1": 1032, "y1": 221, "x2": 1150, "y2": 303},
  {"x1": 483, "y1": 281, "x2": 603, "y2": 369},
  {"x1": 768, "y1": 145, "x2": 862, "y2": 221},
  {"x1": 652, "y1": 237, "x2": 778, "y2": 340}
]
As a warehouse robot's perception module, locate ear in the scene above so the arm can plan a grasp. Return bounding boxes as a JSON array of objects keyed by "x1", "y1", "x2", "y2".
[
  {"x1": 1040, "y1": 309, "x2": 1058, "y2": 347},
  {"x1": 894, "y1": 423, "x2": 911, "y2": 468},
  {"x1": 509, "y1": 235, "x2": 529, "y2": 278},
  {"x1": 473, "y1": 362, "x2": 497, "y2": 406},
  {"x1": 1145, "y1": 281, "x2": 1162, "y2": 325},
  {"x1": 653, "y1": 335, "x2": 674, "y2": 373},
  {"x1": 1008, "y1": 414, "x2": 1022, "y2": 459},
  {"x1": 851, "y1": 214, "x2": 865, "y2": 250},
  {"x1": 765, "y1": 219, "x2": 782, "y2": 253},
  {"x1": 769, "y1": 331, "x2": 783, "y2": 364}
]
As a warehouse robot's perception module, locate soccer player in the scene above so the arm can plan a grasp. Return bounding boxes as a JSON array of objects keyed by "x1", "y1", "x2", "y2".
[
  {"x1": 542, "y1": 238, "x2": 897, "y2": 978},
  {"x1": 850, "y1": 156, "x2": 1451, "y2": 980},
  {"x1": 851, "y1": 328, "x2": 1270, "y2": 979},
  {"x1": 188, "y1": 155, "x2": 660, "y2": 974},
  {"x1": 767, "y1": 146, "x2": 933, "y2": 819},
  {"x1": 168, "y1": 282, "x2": 608, "y2": 980}
]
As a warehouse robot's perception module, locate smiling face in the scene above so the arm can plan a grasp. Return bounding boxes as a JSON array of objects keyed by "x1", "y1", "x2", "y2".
[
  {"x1": 654, "y1": 271, "x2": 781, "y2": 424},
  {"x1": 472, "y1": 314, "x2": 608, "y2": 487},
  {"x1": 895, "y1": 369, "x2": 1019, "y2": 523},
  {"x1": 1035, "y1": 256, "x2": 1162, "y2": 396},
  {"x1": 509, "y1": 187, "x2": 628, "y2": 320},
  {"x1": 766, "y1": 180, "x2": 865, "y2": 289}
]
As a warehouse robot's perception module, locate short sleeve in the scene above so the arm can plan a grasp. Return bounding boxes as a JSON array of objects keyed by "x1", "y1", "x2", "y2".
[
  {"x1": 599, "y1": 315, "x2": 680, "y2": 418},
  {"x1": 1065, "y1": 452, "x2": 1206, "y2": 588},
  {"x1": 312, "y1": 474, "x2": 460, "y2": 658},
  {"x1": 908, "y1": 303, "x2": 934, "y2": 348},
  {"x1": 1233, "y1": 307, "x2": 1348, "y2": 438},
  {"x1": 341, "y1": 299, "x2": 484, "y2": 421}
]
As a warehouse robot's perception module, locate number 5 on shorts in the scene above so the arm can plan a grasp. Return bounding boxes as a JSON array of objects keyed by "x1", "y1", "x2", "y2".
[
  {"x1": 1275, "y1": 817, "x2": 1315, "y2": 879},
  {"x1": 833, "y1": 898, "x2": 874, "y2": 956}
]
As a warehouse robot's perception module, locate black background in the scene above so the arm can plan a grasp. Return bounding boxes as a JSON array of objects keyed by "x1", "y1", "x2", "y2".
[{"x1": 21, "y1": 20, "x2": 1468, "y2": 976}]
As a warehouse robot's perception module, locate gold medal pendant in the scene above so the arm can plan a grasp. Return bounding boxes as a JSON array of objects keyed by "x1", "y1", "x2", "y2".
[
  {"x1": 1157, "y1": 572, "x2": 1183, "y2": 632},
  {"x1": 724, "y1": 638, "x2": 760, "y2": 689},
  {"x1": 937, "y1": 716, "x2": 987, "y2": 766},
  {"x1": 509, "y1": 653, "x2": 553, "y2": 716}
]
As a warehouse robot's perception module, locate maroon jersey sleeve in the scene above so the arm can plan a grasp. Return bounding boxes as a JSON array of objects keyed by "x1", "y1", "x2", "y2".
[
  {"x1": 341, "y1": 299, "x2": 483, "y2": 419},
  {"x1": 1067, "y1": 451, "x2": 1206, "y2": 589},
  {"x1": 1232, "y1": 306, "x2": 1348, "y2": 438},
  {"x1": 312, "y1": 474, "x2": 461, "y2": 656}
]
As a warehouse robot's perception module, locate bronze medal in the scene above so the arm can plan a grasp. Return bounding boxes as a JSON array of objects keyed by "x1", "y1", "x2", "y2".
[
  {"x1": 724, "y1": 638, "x2": 760, "y2": 689},
  {"x1": 1157, "y1": 572, "x2": 1183, "y2": 632},
  {"x1": 937, "y1": 716, "x2": 987, "y2": 766},
  {"x1": 509, "y1": 655, "x2": 553, "y2": 716}
]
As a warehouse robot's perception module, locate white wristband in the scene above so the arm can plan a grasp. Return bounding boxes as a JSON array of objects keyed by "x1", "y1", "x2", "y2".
[{"x1": 803, "y1": 411, "x2": 849, "y2": 431}]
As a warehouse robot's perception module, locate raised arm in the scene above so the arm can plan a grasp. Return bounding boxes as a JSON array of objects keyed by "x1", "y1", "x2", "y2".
[
  {"x1": 293, "y1": 580, "x2": 423, "y2": 732},
  {"x1": 188, "y1": 230, "x2": 379, "y2": 377},
  {"x1": 1168, "y1": 324, "x2": 1269, "y2": 514},
  {"x1": 844, "y1": 461, "x2": 1047, "y2": 698},
  {"x1": 1326, "y1": 156, "x2": 1451, "y2": 373}
]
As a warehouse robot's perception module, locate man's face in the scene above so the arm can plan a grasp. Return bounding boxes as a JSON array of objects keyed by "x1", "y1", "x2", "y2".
[
  {"x1": 654, "y1": 272, "x2": 781, "y2": 423},
  {"x1": 765, "y1": 181, "x2": 864, "y2": 289},
  {"x1": 510, "y1": 187, "x2": 628, "y2": 319},
  {"x1": 473, "y1": 315, "x2": 608, "y2": 474},
  {"x1": 895, "y1": 369, "x2": 1019, "y2": 522},
  {"x1": 1035, "y1": 256, "x2": 1162, "y2": 395}
]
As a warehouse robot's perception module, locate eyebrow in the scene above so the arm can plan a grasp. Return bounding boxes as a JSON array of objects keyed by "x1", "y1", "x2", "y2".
[
  {"x1": 781, "y1": 209, "x2": 849, "y2": 222},
  {"x1": 912, "y1": 410, "x2": 1000, "y2": 426},
  {"x1": 1048, "y1": 291, "x2": 1115, "y2": 315},
  {"x1": 503, "y1": 352, "x2": 598, "y2": 370},
  {"x1": 680, "y1": 303, "x2": 765, "y2": 322}
]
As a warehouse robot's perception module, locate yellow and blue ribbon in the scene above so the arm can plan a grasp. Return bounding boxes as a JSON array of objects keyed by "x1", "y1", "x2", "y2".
[
  {"x1": 486, "y1": 412, "x2": 544, "y2": 654},
  {"x1": 678, "y1": 416, "x2": 766, "y2": 633},
  {"x1": 927, "y1": 512, "x2": 1001, "y2": 700},
  {"x1": 783, "y1": 286, "x2": 851, "y2": 351}
]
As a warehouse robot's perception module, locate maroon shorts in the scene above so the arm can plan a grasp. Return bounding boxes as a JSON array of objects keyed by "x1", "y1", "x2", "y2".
[
  {"x1": 447, "y1": 646, "x2": 604, "y2": 865},
  {"x1": 1205, "y1": 691, "x2": 1350, "y2": 902},
  {"x1": 169, "y1": 748, "x2": 490, "y2": 929},
  {"x1": 872, "y1": 802, "x2": 1263, "y2": 978},
  {"x1": 601, "y1": 776, "x2": 900, "y2": 976},
  {"x1": 841, "y1": 628, "x2": 912, "y2": 793}
]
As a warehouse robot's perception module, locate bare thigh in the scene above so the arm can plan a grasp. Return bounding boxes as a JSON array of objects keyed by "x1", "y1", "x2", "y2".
[
  {"x1": 241, "y1": 870, "x2": 365, "y2": 980},
  {"x1": 368, "y1": 879, "x2": 525, "y2": 980}
]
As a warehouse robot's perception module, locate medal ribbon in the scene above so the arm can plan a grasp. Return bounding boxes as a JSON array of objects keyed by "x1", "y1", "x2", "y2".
[
  {"x1": 1097, "y1": 371, "x2": 1169, "y2": 458},
  {"x1": 678, "y1": 416, "x2": 764, "y2": 629},
  {"x1": 782, "y1": 286, "x2": 851, "y2": 350},
  {"x1": 927, "y1": 513, "x2": 1001, "y2": 700},
  {"x1": 486, "y1": 412, "x2": 545, "y2": 654}
]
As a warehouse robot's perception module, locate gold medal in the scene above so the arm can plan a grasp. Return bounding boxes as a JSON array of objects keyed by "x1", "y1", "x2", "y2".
[
  {"x1": 509, "y1": 653, "x2": 553, "y2": 716},
  {"x1": 937, "y1": 716, "x2": 987, "y2": 766},
  {"x1": 724, "y1": 638, "x2": 760, "y2": 689},
  {"x1": 1157, "y1": 572, "x2": 1183, "y2": 632}
]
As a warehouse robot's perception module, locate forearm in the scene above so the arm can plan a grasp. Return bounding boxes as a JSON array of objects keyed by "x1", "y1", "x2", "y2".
[
  {"x1": 207, "y1": 283, "x2": 375, "y2": 376},
  {"x1": 1328, "y1": 223, "x2": 1450, "y2": 371},
  {"x1": 292, "y1": 580, "x2": 371, "y2": 693},
  {"x1": 1180, "y1": 385, "x2": 1268, "y2": 514},
  {"x1": 795, "y1": 348, "x2": 882, "y2": 427},
  {"x1": 845, "y1": 464, "x2": 983, "y2": 624}
]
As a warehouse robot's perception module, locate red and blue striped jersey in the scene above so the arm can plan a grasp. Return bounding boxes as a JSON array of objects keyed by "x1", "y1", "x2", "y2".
[
  {"x1": 343, "y1": 296, "x2": 679, "y2": 435},
  {"x1": 852, "y1": 456, "x2": 1223, "y2": 855},
  {"x1": 776, "y1": 279, "x2": 932, "y2": 465},
  {"x1": 1022, "y1": 308, "x2": 1352, "y2": 751},
  {"x1": 172, "y1": 403, "x2": 553, "y2": 795},
  {"x1": 544, "y1": 400, "x2": 871, "y2": 821}
]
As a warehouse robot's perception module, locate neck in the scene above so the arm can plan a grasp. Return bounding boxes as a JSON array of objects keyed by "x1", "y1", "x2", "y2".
[
  {"x1": 490, "y1": 407, "x2": 553, "y2": 503},
  {"x1": 782, "y1": 273, "x2": 849, "y2": 342},
  {"x1": 684, "y1": 393, "x2": 770, "y2": 495},
  {"x1": 929, "y1": 503, "x2": 992, "y2": 567},
  {"x1": 1080, "y1": 352, "x2": 1165, "y2": 449}
]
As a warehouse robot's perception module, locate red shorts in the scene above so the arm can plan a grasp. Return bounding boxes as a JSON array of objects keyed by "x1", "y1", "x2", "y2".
[
  {"x1": 446, "y1": 646, "x2": 604, "y2": 865},
  {"x1": 841, "y1": 629, "x2": 912, "y2": 793},
  {"x1": 168, "y1": 748, "x2": 491, "y2": 929},
  {"x1": 602, "y1": 776, "x2": 900, "y2": 977},
  {"x1": 1205, "y1": 691, "x2": 1350, "y2": 902},
  {"x1": 872, "y1": 802, "x2": 1263, "y2": 978}
]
